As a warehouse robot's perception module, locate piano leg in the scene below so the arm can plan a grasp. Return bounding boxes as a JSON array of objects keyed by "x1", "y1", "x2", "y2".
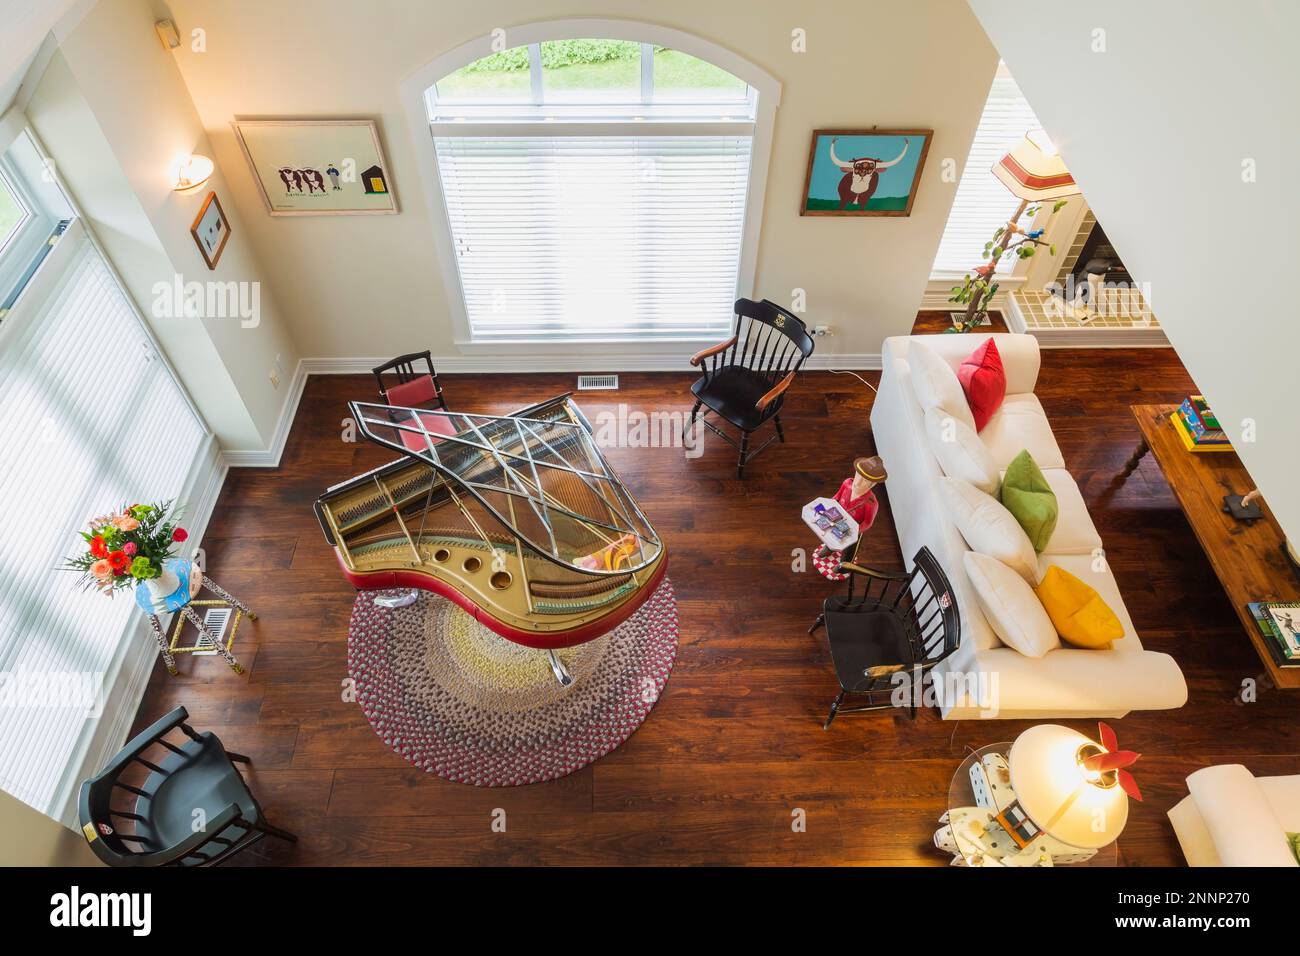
[
  {"x1": 546, "y1": 649, "x2": 574, "y2": 687},
  {"x1": 374, "y1": 589, "x2": 420, "y2": 609}
]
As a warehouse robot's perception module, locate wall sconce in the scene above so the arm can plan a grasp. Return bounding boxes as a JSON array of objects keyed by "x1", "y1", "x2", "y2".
[{"x1": 175, "y1": 154, "x2": 214, "y2": 191}]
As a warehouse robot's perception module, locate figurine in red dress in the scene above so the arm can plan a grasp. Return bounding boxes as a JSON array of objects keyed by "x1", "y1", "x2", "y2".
[
  {"x1": 812, "y1": 456, "x2": 888, "y2": 581},
  {"x1": 833, "y1": 456, "x2": 886, "y2": 530}
]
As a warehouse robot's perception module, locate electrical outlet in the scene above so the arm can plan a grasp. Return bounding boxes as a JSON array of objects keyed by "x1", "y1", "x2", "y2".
[
  {"x1": 269, "y1": 367, "x2": 280, "y2": 389},
  {"x1": 813, "y1": 325, "x2": 832, "y2": 337}
]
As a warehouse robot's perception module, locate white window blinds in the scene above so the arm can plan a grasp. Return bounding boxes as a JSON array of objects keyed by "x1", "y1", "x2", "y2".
[
  {"x1": 435, "y1": 134, "x2": 751, "y2": 340},
  {"x1": 0, "y1": 221, "x2": 205, "y2": 816},
  {"x1": 932, "y1": 62, "x2": 1044, "y2": 275}
]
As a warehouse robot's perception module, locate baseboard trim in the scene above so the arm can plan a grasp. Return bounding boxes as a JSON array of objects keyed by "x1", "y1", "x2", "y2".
[
  {"x1": 221, "y1": 359, "x2": 308, "y2": 468},
  {"x1": 301, "y1": 353, "x2": 883, "y2": 373}
]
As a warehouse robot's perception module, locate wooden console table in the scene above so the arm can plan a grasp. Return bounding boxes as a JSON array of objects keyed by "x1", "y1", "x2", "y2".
[{"x1": 1124, "y1": 404, "x2": 1299, "y2": 689}]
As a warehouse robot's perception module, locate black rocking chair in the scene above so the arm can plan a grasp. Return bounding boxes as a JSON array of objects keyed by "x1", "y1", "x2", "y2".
[
  {"x1": 372, "y1": 350, "x2": 447, "y2": 410},
  {"x1": 78, "y1": 706, "x2": 296, "y2": 866},
  {"x1": 809, "y1": 546, "x2": 961, "y2": 729},
  {"x1": 685, "y1": 298, "x2": 815, "y2": 478}
]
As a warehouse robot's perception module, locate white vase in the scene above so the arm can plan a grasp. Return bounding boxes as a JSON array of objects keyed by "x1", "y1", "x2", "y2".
[{"x1": 145, "y1": 567, "x2": 182, "y2": 611}]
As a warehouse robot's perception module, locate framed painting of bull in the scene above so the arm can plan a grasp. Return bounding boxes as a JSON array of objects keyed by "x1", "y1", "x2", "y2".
[
  {"x1": 800, "y1": 128, "x2": 932, "y2": 217},
  {"x1": 231, "y1": 119, "x2": 398, "y2": 216}
]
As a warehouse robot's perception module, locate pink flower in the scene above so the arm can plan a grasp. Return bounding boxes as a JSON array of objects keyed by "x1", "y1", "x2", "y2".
[
  {"x1": 111, "y1": 514, "x2": 140, "y2": 532},
  {"x1": 123, "y1": 542, "x2": 137, "y2": 556},
  {"x1": 90, "y1": 559, "x2": 113, "y2": 580}
]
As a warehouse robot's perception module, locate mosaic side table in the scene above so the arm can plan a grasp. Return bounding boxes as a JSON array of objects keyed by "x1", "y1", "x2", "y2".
[{"x1": 133, "y1": 557, "x2": 255, "y2": 676}]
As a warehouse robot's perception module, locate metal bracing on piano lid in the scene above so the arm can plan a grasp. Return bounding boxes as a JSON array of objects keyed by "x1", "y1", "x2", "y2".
[{"x1": 348, "y1": 397, "x2": 662, "y2": 576}]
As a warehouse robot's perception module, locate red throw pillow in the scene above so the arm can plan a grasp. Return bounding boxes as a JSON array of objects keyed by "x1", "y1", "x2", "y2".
[{"x1": 957, "y1": 339, "x2": 1006, "y2": 432}]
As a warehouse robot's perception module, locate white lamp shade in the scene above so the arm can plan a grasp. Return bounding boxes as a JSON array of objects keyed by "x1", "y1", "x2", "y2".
[
  {"x1": 991, "y1": 129, "x2": 1080, "y2": 201},
  {"x1": 1008, "y1": 724, "x2": 1128, "y2": 849}
]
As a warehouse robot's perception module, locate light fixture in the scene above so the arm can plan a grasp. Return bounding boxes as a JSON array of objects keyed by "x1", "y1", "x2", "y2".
[
  {"x1": 992, "y1": 128, "x2": 1080, "y2": 201},
  {"x1": 1007, "y1": 722, "x2": 1142, "y2": 850},
  {"x1": 174, "y1": 154, "x2": 214, "y2": 191}
]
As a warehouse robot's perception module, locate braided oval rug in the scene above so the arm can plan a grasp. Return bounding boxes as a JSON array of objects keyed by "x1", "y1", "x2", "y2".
[{"x1": 347, "y1": 580, "x2": 678, "y2": 786}]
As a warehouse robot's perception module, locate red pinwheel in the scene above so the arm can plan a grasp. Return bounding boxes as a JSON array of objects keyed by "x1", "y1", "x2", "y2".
[{"x1": 1081, "y1": 722, "x2": 1143, "y2": 801}]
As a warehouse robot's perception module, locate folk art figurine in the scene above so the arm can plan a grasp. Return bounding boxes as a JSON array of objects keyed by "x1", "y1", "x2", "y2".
[{"x1": 811, "y1": 456, "x2": 887, "y2": 581}]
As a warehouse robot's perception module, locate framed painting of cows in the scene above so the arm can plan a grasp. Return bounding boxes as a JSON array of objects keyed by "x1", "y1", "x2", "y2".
[
  {"x1": 800, "y1": 128, "x2": 932, "y2": 217},
  {"x1": 231, "y1": 119, "x2": 398, "y2": 216}
]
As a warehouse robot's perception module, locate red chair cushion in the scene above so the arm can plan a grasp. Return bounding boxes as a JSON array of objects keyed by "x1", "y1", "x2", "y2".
[
  {"x1": 957, "y1": 338, "x2": 1006, "y2": 432},
  {"x1": 385, "y1": 374, "x2": 438, "y2": 407},
  {"x1": 399, "y1": 411, "x2": 457, "y2": 452}
]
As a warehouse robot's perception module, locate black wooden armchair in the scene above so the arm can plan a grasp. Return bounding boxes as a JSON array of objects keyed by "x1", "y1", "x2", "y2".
[
  {"x1": 78, "y1": 706, "x2": 295, "y2": 866},
  {"x1": 685, "y1": 298, "x2": 815, "y2": 478},
  {"x1": 809, "y1": 546, "x2": 961, "y2": 729}
]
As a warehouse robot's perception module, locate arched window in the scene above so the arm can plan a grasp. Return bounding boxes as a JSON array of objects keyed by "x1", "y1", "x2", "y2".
[{"x1": 405, "y1": 24, "x2": 778, "y2": 344}]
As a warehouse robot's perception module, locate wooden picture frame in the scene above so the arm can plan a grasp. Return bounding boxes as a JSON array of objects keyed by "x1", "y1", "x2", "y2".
[
  {"x1": 800, "y1": 128, "x2": 933, "y2": 217},
  {"x1": 190, "y1": 191, "x2": 230, "y2": 270},
  {"x1": 231, "y1": 118, "x2": 398, "y2": 217}
]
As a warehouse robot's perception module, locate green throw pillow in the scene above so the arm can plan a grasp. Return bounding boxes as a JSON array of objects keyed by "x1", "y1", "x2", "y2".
[
  {"x1": 1288, "y1": 832, "x2": 1300, "y2": 865},
  {"x1": 1000, "y1": 449, "x2": 1058, "y2": 552}
]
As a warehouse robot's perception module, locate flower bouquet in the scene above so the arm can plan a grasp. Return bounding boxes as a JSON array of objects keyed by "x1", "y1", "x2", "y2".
[{"x1": 65, "y1": 502, "x2": 189, "y2": 606}]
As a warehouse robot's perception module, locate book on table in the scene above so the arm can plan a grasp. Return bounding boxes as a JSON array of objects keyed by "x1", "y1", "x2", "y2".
[
  {"x1": 1246, "y1": 601, "x2": 1300, "y2": 667},
  {"x1": 1178, "y1": 395, "x2": 1228, "y2": 443},
  {"x1": 1170, "y1": 409, "x2": 1234, "y2": 453}
]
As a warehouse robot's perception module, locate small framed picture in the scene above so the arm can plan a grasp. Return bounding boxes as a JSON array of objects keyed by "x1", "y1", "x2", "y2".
[
  {"x1": 800, "y1": 128, "x2": 933, "y2": 217},
  {"x1": 190, "y1": 191, "x2": 231, "y2": 270}
]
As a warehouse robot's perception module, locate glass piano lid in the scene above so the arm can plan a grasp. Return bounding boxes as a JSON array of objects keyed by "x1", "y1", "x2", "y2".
[{"x1": 349, "y1": 398, "x2": 662, "y2": 576}]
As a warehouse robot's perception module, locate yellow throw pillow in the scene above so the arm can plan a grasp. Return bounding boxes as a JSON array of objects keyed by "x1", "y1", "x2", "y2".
[{"x1": 1034, "y1": 565, "x2": 1124, "y2": 649}]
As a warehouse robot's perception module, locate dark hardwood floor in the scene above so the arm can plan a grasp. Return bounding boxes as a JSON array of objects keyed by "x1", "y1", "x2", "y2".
[{"x1": 131, "y1": 316, "x2": 1300, "y2": 865}]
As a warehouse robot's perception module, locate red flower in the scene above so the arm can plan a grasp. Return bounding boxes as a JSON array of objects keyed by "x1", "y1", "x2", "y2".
[
  {"x1": 172, "y1": 527, "x2": 188, "y2": 543},
  {"x1": 90, "y1": 536, "x2": 108, "y2": 559},
  {"x1": 107, "y1": 550, "x2": 129, "y2": 573}
]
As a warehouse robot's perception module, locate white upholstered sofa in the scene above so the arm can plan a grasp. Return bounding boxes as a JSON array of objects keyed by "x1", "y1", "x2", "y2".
[
  {"x1": 870, "y1": 333, "x2": 1187, "y2": 718},
  {"x1": 1169, "y1": 764, "x2": 1300, "y2": 866}
]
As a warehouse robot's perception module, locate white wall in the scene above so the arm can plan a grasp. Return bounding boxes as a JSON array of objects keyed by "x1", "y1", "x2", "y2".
[
  {"x1": 969, "y1": 0, "x2": 1300, "y2": 542},
  {"x1": 24, "y1": 0, "x2": 303, "y2": 455},
  {"x1": 0, "y1": 788, "x2": 100, "y2": 866},
  {"x1": 164, "y1": 0, "x2": 998, "y2": 365}
]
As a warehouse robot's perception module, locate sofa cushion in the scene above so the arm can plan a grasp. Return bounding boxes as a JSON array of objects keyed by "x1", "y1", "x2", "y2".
[
  {"x1": 963, "y1": 551, "x2": 1060, "y2": 657},
  {"x1": 957, "y1": 339, "x2": 1006, "y2": 431},
  {"x1": 1001, "y1": 450, "x2": 1058, "y2": 552},
  {"x1": 1036, "y1": 565, "x2": 1124, "y2": 649},
  {"x1": 924, "y1": 406, "x2": 1000, "y2": 494},
  {"x1": 979, "y1": 393, "x2": 1066, "y2": 470},
  {"x1": 909, "y1": 340, "x2": 976, "y2": 430},
  {"x1": 939, "y1": 477, "x2": 1038, "y2": 583}
]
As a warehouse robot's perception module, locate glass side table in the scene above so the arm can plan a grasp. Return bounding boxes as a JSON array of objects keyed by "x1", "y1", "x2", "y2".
[{"x1": 937, "y1": 742, "x2": 1119, "y2": 867}]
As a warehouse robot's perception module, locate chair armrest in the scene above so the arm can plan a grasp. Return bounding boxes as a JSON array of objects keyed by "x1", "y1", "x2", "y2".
[
  {"x1": 85, "y1": 803, "x2": 244, "y2": 867},
  {"x1": 92, "y1": 706, "x2": 189, "y2": 783},
  {"x1": 755, "y1": 370, "x2": 796, "y2": 412},
  {"x1": 836, "y1": 562, "x2": 910, "y2": 581},
  {"x1": 689, "y1": 336, "x2": 737, "y2": 367}
]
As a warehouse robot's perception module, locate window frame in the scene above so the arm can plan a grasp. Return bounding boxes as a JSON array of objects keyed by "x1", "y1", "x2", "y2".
[{"x1": 400, "y1": 19, "x2": 782, "y2": 352}]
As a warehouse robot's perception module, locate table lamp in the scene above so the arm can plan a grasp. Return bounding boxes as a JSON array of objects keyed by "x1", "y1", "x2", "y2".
[
  {"x1": 1007, "y1": 722, "x2": 1141, "y2": 850},
  {"x1": 953, "y1": 129, "x2": 1083, "y2": 331}
]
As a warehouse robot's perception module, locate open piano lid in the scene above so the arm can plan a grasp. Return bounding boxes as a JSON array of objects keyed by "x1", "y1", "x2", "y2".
[{"x1": 347, "y1": 396, "x2": 662, "y2": 577}]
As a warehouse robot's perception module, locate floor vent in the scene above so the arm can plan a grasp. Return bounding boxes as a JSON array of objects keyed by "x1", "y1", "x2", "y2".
[
  {"x1": 577, "y1": 374, "x2": 618, "y2": 391},
  {"x1": 195, "y1": 606, "x2": 233, "y2": 655}
]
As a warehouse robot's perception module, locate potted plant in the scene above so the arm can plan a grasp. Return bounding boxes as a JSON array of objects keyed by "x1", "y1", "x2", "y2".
[
  {"x1": 65, "y1": 502, "x2": 190, "y2": 610},
  {"x1": 947, "y1": 198, "x2": 1068, "y2": 332}
]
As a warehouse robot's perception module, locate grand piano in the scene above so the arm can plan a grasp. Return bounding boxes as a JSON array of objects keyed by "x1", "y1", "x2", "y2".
[{"x1": 315, "y1": 394, "x2": 667, "y2": 682}]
